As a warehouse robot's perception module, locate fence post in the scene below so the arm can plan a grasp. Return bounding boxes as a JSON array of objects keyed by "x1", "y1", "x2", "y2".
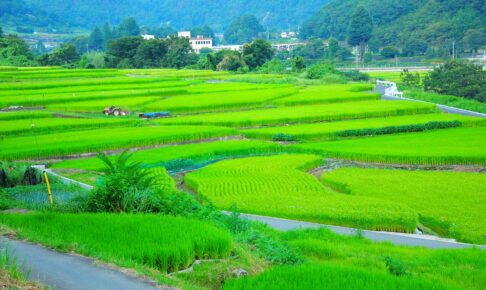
[{"x1": 43, "y1": 171, "x2": 53, "y2": 205}]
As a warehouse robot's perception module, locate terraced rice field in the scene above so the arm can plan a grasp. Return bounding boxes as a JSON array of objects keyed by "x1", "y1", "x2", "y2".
[
  {"x1": 52, "y1": 140, "x2": 284, "y2": 171},
  {"x1": 185, "y1": 154, "x2": 417, "y2": 232},
  {"x1": 242, "y1": 113, "x2": 484, "y2": 140},
  {"x1": 0, "y1": 125, "x2": 235, "y2": 160},
  {"x1": 158, "y1": 100, "x2": 437, "y2": 127},
  {"x1": 292, "y1": 127, "x2": 486, "y2": 165},
  {"x1": 322, "y1": 168, "x2": 486, "y2": 244}
]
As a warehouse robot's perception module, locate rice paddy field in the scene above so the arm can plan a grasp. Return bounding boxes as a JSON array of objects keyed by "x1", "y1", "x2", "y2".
[{"x1": 1, "y1": 67, "x2": 485, "y2": 289}]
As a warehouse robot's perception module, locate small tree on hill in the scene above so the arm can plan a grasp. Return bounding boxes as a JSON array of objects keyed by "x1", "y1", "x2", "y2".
[
  {"x1": 242, "y1": 39, "x2": 274, "y2": 70},
  {"x1": 347, "y1": 6, "x2": 373, "y2": 63},
  {"x1": 89, "y1": 26, "x2": 104, "y2": 51}
]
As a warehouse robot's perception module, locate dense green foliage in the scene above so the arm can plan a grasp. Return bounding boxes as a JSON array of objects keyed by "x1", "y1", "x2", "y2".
[
  {"x1": 4, "y1": 0, "x2": 330, "y2": 31},
  {"x1": 347, "y1": 6, "x2": 373, "y2": 62},
  {"x1": 423, "y1": 61, "x2": 485, "y2": 102},
  {"x1": 0, "y1": 213, "x2": 232, "y2": 272},
  {"x1": 302, "y1": 0, "x2": 486, "y2": 53},
  {"x1": 322, "y1": 168, "x2": 486, "y2": 244},
  {"x1": 0, "y1": 32, "x2": 37, "y2": 66}
]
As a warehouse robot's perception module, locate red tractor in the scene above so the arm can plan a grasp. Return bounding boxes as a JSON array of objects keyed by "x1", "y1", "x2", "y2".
[{"x1": 103, "y1": 106, "x2": 129, "y2": 116}]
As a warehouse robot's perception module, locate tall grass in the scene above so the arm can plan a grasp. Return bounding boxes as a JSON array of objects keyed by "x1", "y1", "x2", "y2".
[
  {"x1": 224, "y1": 264, "x2": 453, "y2": 290},
  {"x1": 0, "y1": 213, "x2": 232, "y2": 272},
  {"x1": 185, "y1": 154, "x2": 417, "y2": 232}
]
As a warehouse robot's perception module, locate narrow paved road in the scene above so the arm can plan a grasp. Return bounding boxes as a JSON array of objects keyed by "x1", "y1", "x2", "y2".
[
  {"x1": 238, "y1": 213, "x2": 486, "y2": 250},
  {"x1": 0, "y1": 237, "x2": 165, "y2": 290}
]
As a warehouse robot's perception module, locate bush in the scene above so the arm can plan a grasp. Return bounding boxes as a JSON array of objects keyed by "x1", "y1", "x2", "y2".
[
  {"x1": 335, "y1": 121, "x2": 461, "y2": 138},
  {"x1": 272, "y1": 133, "x2": 297, "y2": 142},
  {"x1": 384, "y1": 256, "x2": 409, "y2": 276},
  {"x1": 423, "y1": 60, "x2": 485, "y2": 102},
  {"x1": 342, "y1": 70, "x2": 369, "y2": 81},
  {"x1": 306, "y1": 62, "x2": 341, "y2": 80},
  {"x1": 400, "y1": 69, "x2": 421, "y2": 86}
]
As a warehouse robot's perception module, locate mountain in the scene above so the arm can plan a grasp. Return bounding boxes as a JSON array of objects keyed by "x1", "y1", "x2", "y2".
[
  {"x1": 0, "y1": 0, "x2": 62, "y2": 31},
  {"x1": 15, "y1": 0, "x2": 330, "y2": 31},
  {"x1": 301, "y1": 0, "x2": 486, "y2": 51}
]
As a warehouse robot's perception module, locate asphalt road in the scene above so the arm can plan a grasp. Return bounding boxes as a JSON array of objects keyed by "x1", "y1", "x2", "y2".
[
  {"x1": 238, "y1": 213, "x2": 486, "y2": 250},
  {"x1": 0, "y1": 237, "x2": 165, "y2": 290}
]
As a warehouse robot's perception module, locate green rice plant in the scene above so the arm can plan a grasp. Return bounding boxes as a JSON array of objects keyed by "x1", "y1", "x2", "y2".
[
  {"x1": 241, "y1": 113, "x2": 485, "y2": 140},
  {"x1": 0, "y1": 117, "x2": 140, "y2": 136},
  {"x1": 292, "y1": 127, "x2": 486, "y2": 165},
  {"x1": 224, "y1": 264, "x2": 454, "y2": 290},
  {"x1": 0, "y1": 213, "x2": 232, "y2": 272},
  {"x1": 143, "y1": 87, "x2": 298, "y2": 113},
  {"x1": 0, "y1": 125, "x2": 236, "y2": 160},
  {"x1": 52, "y1": 140, "x2": 285, "y2": 171},
  {"x1": 46, "y1": 96, "x2": 162, "y2": 112},
  {"x1": 274, "y1": 83, "x2": 379, "y2": 106},
  {"x1": 0, "y1": 69, "x2": 122, "y2": 80},
  {"x1": 282, "y1": 228, "x2": 486, "y2": 290},
  {"x1": 157, "y1": 100, "x2": 437, "y2": 127},
  {"x1": 403, "y1": 88, "x2": 486, "y2": 114},
  {"x1": 322, "y1": 168, "x2": 486, "y2": 244},
  {"x1": 0, "y1": 82, "x2": 192, "y2": 107},
  {"x1": 185, "y1": 154, "x2": 418, "y2": 232},
  {"x1": 0, "y1": 110, "x2": 53, "y2": 121}
]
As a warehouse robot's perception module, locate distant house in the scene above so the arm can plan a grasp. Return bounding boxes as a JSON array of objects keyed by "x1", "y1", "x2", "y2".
[
  {"x1": 142, "y1": 34, "x2": 155, "y2": 40},
  {"x1": 281, "y1": 31, "x2": 297, "y2": 39},
  {"x1": 178, "y1": 31, "x2": 213, "y2": 53},
  {"x1": 212, "y1": 45, "x2": 243, "y2": 52}
]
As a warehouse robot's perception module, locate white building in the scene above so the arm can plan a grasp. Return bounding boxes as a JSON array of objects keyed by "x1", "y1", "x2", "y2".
[
  {"x1": 212, "y1": 45, "x2": 243, "y2": 52},
  {"x1": 178, "y1": 31, "x2": 191, "y2": 38},
  {"x1": 178, "y1": 31, "x2": 213, "y2": 53},
  {"x1": 142, "y1": 34, "x2": 155, "y2": 40}
]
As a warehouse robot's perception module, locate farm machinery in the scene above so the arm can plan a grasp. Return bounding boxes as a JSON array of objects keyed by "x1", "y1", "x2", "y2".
[{"x1": 103, "y1": 106, "x2": 130, "y2": 116}]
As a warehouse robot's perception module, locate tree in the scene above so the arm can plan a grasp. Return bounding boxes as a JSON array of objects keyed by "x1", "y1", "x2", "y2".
[
  {"x1": 68, "y1": 36, "x2": 90, "y2": 55},
  {"x1": 400, "y1": 69, "x2": 421, "y2": 86},
  {"x1": 102, "y1": 22, "x2": 112, "y2": 50},
  {"x1": 217, "y1": 54, "x2": 245, "y2": 71},
  {"x1": 105, "y1": 36, "x2": 143, "y2": 68},
  {"x1": 242, "y1": 39, "x2": 274, "y2": 70},
  {"x1": 117, "y1": 17, "x2": 140, "y2": 37},
  {"x1": 163, "y1": 36, "x2": 197, "y2": 69},
  {"x1": 0, "y1": 26, "x2": 3, "y2": 38},
  {"x1": 462, "y1": 28, "x2": 486, "y2": 53},
  {"x1": 33, "y1": 40, "x2": 46, "y2": 55},
  {"x1": 291, "y1": 38, "x2": 326, "y2": 61},
  {"x1": 423, "y1": 60, "x2": 485, "y2": 102},
  {"x1": 89, "y1": 26, "x2": 104, "y2": 51},
  {"x1": 347, "y1": 6, "x2": 373, "y2": 63},
  {"x1": 224, "y1": 15, "x2": 264, "y2": 44},
  {"x1": 380, "y1": 46, "x2": 399, "y2": 58},
  {"x1": 402, "y1": 38, "x2": 428, "y2": 56},
  {"x1": 0, "y1": 35, "x2": 37, "y2": 66},
  {"x1": 134, "y1": 39, "x2": 167, "y2": 68},
  {"x1": 45, "y1": 44, "x2": 80, "y2": 66},
  {"x1": 291, "y1": 56, "x2": 306, "y2": 72}
]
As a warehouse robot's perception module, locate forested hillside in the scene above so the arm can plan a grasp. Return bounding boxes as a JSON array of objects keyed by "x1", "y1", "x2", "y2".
[
  {"x1": 302, "y1": 0, "x2": 486, "y2": 53},
  {"x1": 4, "y1": 0, "x2": 329, "y2": 31}
]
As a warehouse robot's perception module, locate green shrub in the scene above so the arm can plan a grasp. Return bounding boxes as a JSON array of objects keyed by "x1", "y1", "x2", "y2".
[
  {"x1": 335, "y1": 121, "x2": 461, "y2": 137},
  {"x1": 306, "y1": 62, "x2": 343, "y2": 81},
  {"x1": 272, "y1": 133, "x2": 297, "y2": 142},
  {"x1": 384, "y1": 256, "x2": 409, "y2": 276}
]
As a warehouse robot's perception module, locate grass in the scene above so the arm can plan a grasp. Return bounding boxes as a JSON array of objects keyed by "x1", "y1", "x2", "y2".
[
  {"x1": 322, "y1": 168, "x2": 486, "y2": 244},
  {"x1": 241, "y1": 113, "x2": 484, "y2": 140},
  {"x1": 0, "y1": 247, "x2": 45, "y2": 290},
  {"x1": 185, "y1": 154, "x2": 418, "y2": 232},
  {"x1": 0, "y1": 125, "x2": 236, "y2": 160},
  {"x1": 0, "y1": 213, "x2": 232, "y2": 273},
  {"x1": 403, "y1": 88, "x2": 486, "y2": 114},
  {"x1": 281, "y1": 228, "x2": 486, "y2": 290},
  {"x1": 224, "y1": 263, "x2": 455, "y2": 290},
  {"x1": 274, "y1": 83, "x2": 380, "y2": 106},
  {"x1": 51, "y1": 139, "x2": 285, "y2": 171},
  {"x1": 157, "y1": 100, "x2": 437, "y2": 127},
  {"x1": 292, "y1": 127, "x2": 486, "y2": 165}
]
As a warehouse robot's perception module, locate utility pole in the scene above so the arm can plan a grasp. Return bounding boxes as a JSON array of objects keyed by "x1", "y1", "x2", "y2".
[{"x1": 452, "y1": 40, "x2": 455, "y2": 60}]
